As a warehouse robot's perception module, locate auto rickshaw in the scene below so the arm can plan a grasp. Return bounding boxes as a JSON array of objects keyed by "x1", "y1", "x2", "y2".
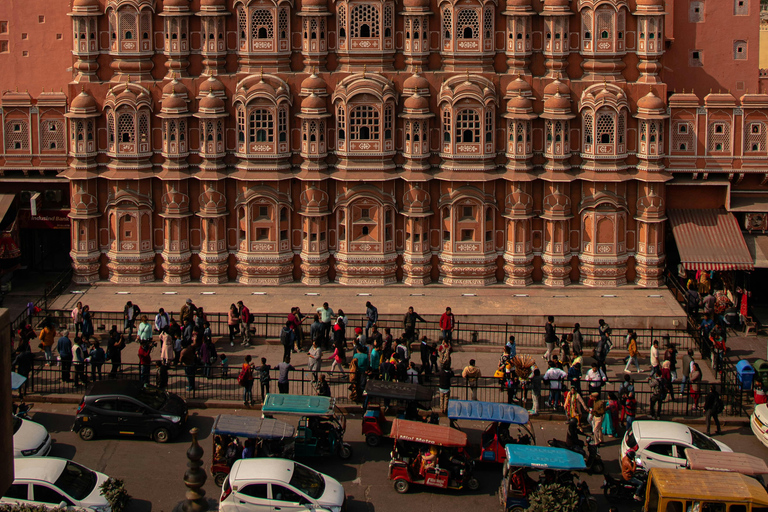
[
  {"x1": 447, "y1": 399, "x2": 535, "y2": 463},
  {"x1": 261, "y1": 394, "x2": 352, "y2": 460},
  {"x1": 210, "y1": 414, "x2": 295, "y2": 486},
  {"x1": 388, "y1": 418, "x2": 479, "y2": 494},
  {"x1": 685, "y1": 449, "x2": 768, "y2": 488},
  {"x1": 362, "y1": 380, "x2": 434, "y2": 447},
  {"x1": 499, "y1": 444, "x2": 596, "y2": 512},
  {"x1": 644, "y1": 467, "x2": 768, "y2": 511}
]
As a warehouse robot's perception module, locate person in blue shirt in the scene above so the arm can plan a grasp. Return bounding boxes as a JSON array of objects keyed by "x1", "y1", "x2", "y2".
[
  {"x1": 506, "y1": 335, "x2": 517, "y2": 358},
  {"x1": 353, "y1": 346, "x2": 369, "y2": 391},
  {"x1": 56, "y1": 331, "x2": 73, "y2": 383}
]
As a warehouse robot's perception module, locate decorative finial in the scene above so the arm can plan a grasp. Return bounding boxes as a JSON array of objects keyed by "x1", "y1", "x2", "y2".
[
  {"x1": 41, "y1": 86, "x2": 45, "y2": 92},
  {"x1": 181, "y1": 428, "x2": 208, "y2": 512},
  {"x1": 466, "y1": 69, "x2": 470, "y2": 82},
  {"x1": 81, "y1": 85, "x2": 85, "y2": 93},
  {"x1": 363, "y1": 64, "x2": 367, "y2": 77},
  {"x1": 260, "y1": 66, "x2": 264, "y2": 80}
]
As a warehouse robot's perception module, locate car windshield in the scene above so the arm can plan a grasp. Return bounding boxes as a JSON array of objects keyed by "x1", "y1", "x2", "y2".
[
  {"x1": 289, "y1": 463, "x2": 325, "y2": 499},
  {"x1": 54, "y1": 461, "x2": 97, "y2": 501},
  {"x1": 136, "y1": 385, "x2": 167, "y2": 410},
  {"x1": 13, "y1": 417, "x2": 21, "y2": 434},
  {"x1": 690, "y1": 429, "x2": 720, "y2": 451}
]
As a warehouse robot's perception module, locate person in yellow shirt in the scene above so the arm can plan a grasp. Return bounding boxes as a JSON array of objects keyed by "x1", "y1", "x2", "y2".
[
  {"x1": 624, "y1": 333, "x2": 641, "y2": 373},
  {"x1": 39, "y1": 324, "x2": 57, "y2": 365}
]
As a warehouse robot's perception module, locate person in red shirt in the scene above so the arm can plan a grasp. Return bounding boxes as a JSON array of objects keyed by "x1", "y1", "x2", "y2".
[
  {"x1": 439, "y1": 307, "x2": 455, "y2": 343},
  {"x1": 755, "y1": 381, "x2": 768, "y2": 405},
  {"x1": 138, "y1": 341, "x2": 154, "y2": 386}
]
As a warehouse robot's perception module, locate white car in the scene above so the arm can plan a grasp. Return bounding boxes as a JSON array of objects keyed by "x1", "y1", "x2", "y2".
[
  {"x1": 13, "y1": 416, "x2": 52, "y2": 458},
  {"x1": 1, "y1": 457, "x2": 111, "y2": 512},
  {"x1": 750, "y1": 403, "x2": 768, "y2": 448},
  {"x1": 220, "y1": 458, "x2": 345, "y2": 512},
  {"x1": 620, "y1": 420, "x2": 732, "y2": 470}
]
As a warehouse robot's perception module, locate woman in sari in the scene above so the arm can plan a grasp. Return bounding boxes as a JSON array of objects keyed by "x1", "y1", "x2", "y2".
[
  {"x1": 564, "y1": 386, "x2": 587, "y2": 426},
  {"x1": 603, "y1": 391, "x2": 620, "y2": 437}
]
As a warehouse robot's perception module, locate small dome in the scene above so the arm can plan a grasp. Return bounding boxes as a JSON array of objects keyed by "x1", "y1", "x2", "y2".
[
  {"x1": 506, "y1": 0, "x2": 532, "y2": 9},
  {"x1": 200, "y1": 0, "x2": 226, "y2": 6},
  {"x1": 163, "y1": 0, "x2": 190, "y2": 7},
  {"x1": 163, "y1": 79, "x2": 189, "y2": 98},
  {"x1": 301, "y1": 93, "x2": 326, "y2": 110},
  {"x1": 637, "y1": 90, "x2": 665, "y2": 110},
  {"x1": 507, "y1": 94, "x2": 532, "y2": 111},
  {"x1": 199, "y1": 92, "x2": 225, "y2": 110},
  {"x1": 543, "y1": 79, "x2": 569, "y2": 97},
  {"x1": 71, "y1": 90, "x2": 98, "y2": 110},
  {"x1": 116, "y1": 88, "x2": 137, "y2": 103},
  {"x1": 403, "y1": 0, "x2": 430, "y2": 8},
  {"x1": 404, "y1": 72, "x2": 429, "y2": 92},
  {"x1": 636, "y1": 0, "x2": 663, "y2": 6},
  {"x1": 506, "y1": 76, "x2": 532, "y2": 96},
  {"x1": 544, "y1": 0, "x2": 570, "y2": 7},
  {"x1": 302, "y1": 0, "x2": 328, "y2": 8},
  {"x1": 199, "y1": 75, "x2": 226, "y2": 95},
  {"x1": 404, "y1": 92, "x2": 429, "y2": 110},
  {"x1": 301, "y1": 73, "x2": 327, "y2": 92},
  {"x1": 248, "y1": 78, "x2": 276, "y2": 96},
  {"x1": 544, "y1": 91, "x2": 570, "y2": 110},
  {"x1": 162, "y1": 90, "x2": 187, "y2": 110},
  {"x1": 73, "y1": 0, "x2": 100, "y2": 7}
]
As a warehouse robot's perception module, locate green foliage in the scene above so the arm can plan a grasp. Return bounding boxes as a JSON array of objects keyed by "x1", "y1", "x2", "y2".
[
  {"x1": 526, "y1": 483, "x2": 580, "y2": 512},
  {"x1": 100, "y1": 477, "x2": 132, "y2": 512},
  {"x1": 0, "y1": 506, "x2": 67, "y2": 512}
]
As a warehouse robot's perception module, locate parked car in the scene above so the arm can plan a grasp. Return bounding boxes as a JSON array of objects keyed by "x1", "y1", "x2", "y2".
[
  {"x1": 71, "y1": 379, "x2": 187, "y2": 443},
  {"x1": 13, "y1": 416, "x2": 52, "y2": 458},
  {"x1": 219, "y1": 458, "x2": 346, "y2": 512},
  {"x1": 1, "y1": 457, "x2": 111, "y2": 512},
  {"x1": 751, "y1": 403, "x2": 768, "y2": 449},
  {"x1": 621, "y1": 420, "x2": 732, "y2": 470}
]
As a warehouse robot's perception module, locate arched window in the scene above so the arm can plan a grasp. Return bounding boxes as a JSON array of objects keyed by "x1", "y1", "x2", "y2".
[
  {"x1": 249, "y1": 109, "x2": 274, "y2": 143},
  {"x1": 350, "y1": 105, "x2": 379, "y2": 140},
  {"x1": 118, "y1": 113, "x2": 135, "y2": 144},
  {"x1": 457, "y1": 9, "x2": 479, "y2": 39},
  {"x1": 351, "y1": 5, "x2": 380, "y2": 38},
  {"x1": 337, "y1": 105, "x2": 346, "y2": 141},
  {"x1": 456, "y1": 109, "x2": 480, "y2": 143},
  {"x1": 597, "y1": 113, "x2": 614, "y2": 144},
  {"x1": 443, "y1": 109, "x2": 451, "y2": 142},
  {"x1": 252, "y1": 9, "x2": 274, "y2": 39}
]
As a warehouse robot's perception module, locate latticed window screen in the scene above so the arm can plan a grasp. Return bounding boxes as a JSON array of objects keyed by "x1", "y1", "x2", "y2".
[
  {"x1": 384, "y1": 4, "x2": 392, "y2": 34},
  {"x1": 456, "y1": 109, "x2": 480, "y2": 143},
  {"x1": 205, "y1": 121, "x2": 214, "y2": 142},
  {"x1": 457, "y1": 9, "x2": 479, "y2": 39},
  {"x1": 238, "y1": 6, "x2": 248, "y2": 42},
  {"x1": 350, "y1": 105, "x2": 379, "y2": 140},
  {"x1": 617, "y1": 112, "x2": 625, "y2": 143},
  {"x1": 140, "y1": 11, "x2": 150, "y2": 37},
  {"x1": 249, "y1": 109, "x2": 274, "y2": 143},
  {"x1": 42, "y1": 120, "x2": 64, "y2": 150},
  {"x1": 120, "y1": 10, "x2": 137, "y2": 39},
  {"x1": 278, "y1": 108, "x2": 287, "y2": 142},
  {"x1": 582, "y1": 10, "x2": 592, "y2": 43},
  {"x1": 279, "y1": 8, "x2": 288, "y2": 38},
  {"x1": 73, "y1": 120, "x2": 84, "y2": 143},
  {"x1": 597, "y1": 113, "x2": 614, "y2": 144},
  {"x1": 745, "y1": 122, "x2": 766, "y2": 152},
  {"x1": 310, "y1": 18, "x2": 318, "y2": 38},
  {"x1": 5, "y1": 121, "x2": 29, "y2": 150},
  {"x1": 442, "y1": 7, "x2": 452, "y2": 39},
  {"x1": 351, "y1": 5, "x2": 379, "y2": 37},
  {"x1": 707, "y1": 121, "x2": 730, "y2": 152},
  {"x1": 252, "y1": 10, "x2": 274, "y2": 39},
  {"x1": 337, "y1": 105, "x2": 346, "y2": 139},
  {"x1": 108, "y1": 113, "x2": 115, "y2": 145},
  {"x1": 649, "y1": 122, "x2": 657, "y2": 142},
  {"x1": 309, "y1": 121, "x2": 317, "y2": 141},
  {"x1": 483, "y1": 8, "x2": 493, "y2": 39},
  {"x1": 413, "y1": 121, "x2": 420, "y2": 141},
  {"x1": 545, "y1": 120, "x2": 553, "y2": 149},
  {"x1": 384, "y1": 104, "x2": 393, "y2": 138},
  {"x1": 338, "y1": 5, "x2": 346, "y2": 37},
  {"x1": 138, "y1": 113, "x2": 149, "y2": 143},
  {"x1": 555, "y1": 121, "x2": 563, "y2": 142},
  {"x1": 237, "y1": 107, "x2": 245, "y2": 142},
  {"x1": 516, "y1": 122, "x2": 524, "y2": 142},
  {"x1": 485, "y1": 108, "x2": 493, "y2": 143},
  {"x1": 640, "y1": 120, "x2": 648, "y2": 141},
  {"x1": 672, "y1": 121, "x2": 694, "y2": 151},
  {"x1": 179, "y1": 120, "x2": 186, "y2": 142},
  {"x1": 583, "y1": 113, "x2": 593, "y2": 144},
  {"x1": 216, "y1": 120, "x2": 224, "y2": 142},
  {"x1": 597, "y1": 8, "x2": 612, "y2": 38},
  {"x1": 118, "y1": 113, "x2": 135, "y2": 143},
  {"x1": 443, "y1": 109, "x2": 451, "y2": 142}
]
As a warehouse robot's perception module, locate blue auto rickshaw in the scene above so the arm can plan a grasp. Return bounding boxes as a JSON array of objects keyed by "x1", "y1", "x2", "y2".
[
  {"x1": 211, "y1": 414, "x2": 295, "y2": 486},
  {"x1": 262, "y1": 394, "x2": 352, "y2": 460},
  {"x1": 447, "y1": 400, "x2": 535, "y2": 463},
  {"x1": 499, "y1": 445, "x2": 596, "y2": 512}
]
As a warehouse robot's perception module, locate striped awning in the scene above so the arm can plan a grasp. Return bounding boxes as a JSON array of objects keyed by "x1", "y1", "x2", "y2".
[{"x1": 668, "y1": 209, "x2": 755, "y2": 271}]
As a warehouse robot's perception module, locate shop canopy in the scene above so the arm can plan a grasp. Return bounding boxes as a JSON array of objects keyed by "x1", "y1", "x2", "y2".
[{"x1": 668, "y1": 209, "x2": 754, "y2": 271}]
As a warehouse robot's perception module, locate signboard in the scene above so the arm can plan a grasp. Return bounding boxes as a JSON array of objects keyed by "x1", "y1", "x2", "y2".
[{"x1": 17, "y1": 209, "x2": 71, "y2": 230}]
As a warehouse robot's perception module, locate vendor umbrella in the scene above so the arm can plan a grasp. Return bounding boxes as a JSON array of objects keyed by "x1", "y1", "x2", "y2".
[{"x1": 11, "y1": 372, "x2": 27, "y2": 390}]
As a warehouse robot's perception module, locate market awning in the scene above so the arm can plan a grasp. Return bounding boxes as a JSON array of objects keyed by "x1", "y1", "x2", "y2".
[
  {"x1": 744, "y1": 234, "x2": 768, "y2": 268},
  {"x1": 668, "y1": 209, "x2": 754, "y2": 271}
]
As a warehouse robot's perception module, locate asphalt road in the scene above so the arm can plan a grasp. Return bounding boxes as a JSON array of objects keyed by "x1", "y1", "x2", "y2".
[{"x1": 23, "y1": 402, "x2": 768, "y2": 512}]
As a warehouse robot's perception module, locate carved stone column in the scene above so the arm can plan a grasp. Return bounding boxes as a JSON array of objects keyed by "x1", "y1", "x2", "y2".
[
  {"x1": 503, "y1": 182, "x2": 534, "y2": 286},
  {"x1": 541, "y1": 182, "x2": 573, "y2": 286}
]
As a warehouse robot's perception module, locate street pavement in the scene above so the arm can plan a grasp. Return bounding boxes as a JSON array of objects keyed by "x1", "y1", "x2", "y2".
[{"x1": 26, "y1": 402, "x2": 768, "y2": 512}]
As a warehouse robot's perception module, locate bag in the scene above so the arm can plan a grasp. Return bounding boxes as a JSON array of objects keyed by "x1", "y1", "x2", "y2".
[
  {"x1": 493, "y1": 369, "x2": 506, "y2": 379},
  {"x1": 593, "y1": 400, "x2": 606, "y2": 416},
  {"x1": 237, "y1": 365, "x2": 250, "y2": 386},
  {"x1": 242, "y1": 309, "x2": 252, "y2": 324}
]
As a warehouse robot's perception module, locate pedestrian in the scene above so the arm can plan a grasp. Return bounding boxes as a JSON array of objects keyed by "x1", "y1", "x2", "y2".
[
  {"x1": 173, "y1": 332, "x2": 183, "y2": 366},
  {"x1": 316, "y1": 302, "x2": 335, "y2": 347},
  {"x1": 618, "y1": 374, "x2": 634, "y2": 424},
  {"x1": 287, "y1": 307, "x2": 302, "y2": 351},
  {"x1": 138, "y1": 340, "x2": 154, "y2": 386},
  {"x1": 180, "y1": 298, "x2": 196, "y2": 325},
  {"x1": 382, "y1": 327, "x2": 393, "y2": 361},
  {"x1": 370, "y1": 341, "x2": 381, "y2": 379},
  {"x1": 200, "y1": 336, "x2": 217, "y2": 379},
  {"x1": 239, "y1": 355, "x2": 255, "y2": 406},
  {"x1": 407, "y1": 361, "x2": 420, "y2": 384},
  {"x1": 311, "y1": 314, "x2": 324, "y2": 351},
  {"x1": 506, "y1": 335, "x2": 517, "y2": 358},
  {"x1": 624, "y1": 391, "x2": 637, "y2": 431},
  {"x1": 661, "y1": 360, "x2": 675, "y2": 400},
  {"x1": 438, "y1": 364, "x2": 454, "y2": 413},
  {"x1": 568, "y1": 360, "x2": 582, "y2": 394},
  {"x1": 353, "y1": 346, "x2": 370, "y2": 391},
  {"x1": 227, "y1": 303, "x2": 240, "y2": 347},
  {"x1": 571, "y1": 323, "x2": 583, "y2": 356},
  {"x1": 220, "y1": 353, "x2": 229, "y2": 377},
  {"x1": 544, "y1": 315, "x2": 557, "y2": 360},
  {"x1": 39, "y1": 323, "x2": 56, "y2": 366},
  {"x1": 589, "y1": 393, "x2": 606, "y2": 446},
  {"x1": 681, "y1": 348, "x2": 694, "y2": 395},
  {"x1": 598, "y1": 318, "x2": 612, "y2": 340},
  {"x1": 462, "y1": 359, "x2": 481, "y2": 401},
  {"x1": 529, "y1": 367, "x2": 543, "y2": 415},
  {"x1": 154, "y1": 308, "x2": 170, "y2": 333},
  {"x1": 315, "y1": 374, "x2": 331, "y2": 397},
  {"x1": 686, "y1": 283, "x2": 701, "y2": 317},
  {"x1": 593, "y1": 335, "x2": 610, "y2": 377},
  {"x1": 138, "y1": 315, "x2": 153, "y2": 345},
  {"x1": 439, "y1": 307, "x2": 455, "y2": 343},
  {"x1": 395, "y1": 337, "x2": 409, "y2": 363},
  {"x1": 277, "y1": 356, "x2": 294, "y2": 394},
  {"x1": 624, "y1": 333, "x2": 641, "y2": 373},
  {"x1": 419, "y1": 335, "x2": 432, "y2": 381},
  {"x1": 648, "y1": 375, "x2": 666, "y2": 420},
  {"x1": 73, "y1": 337, "x2": 88, "y2": 388},
  {"x1": 123, "y1": 301, "x2": 140, "y2": 342},
  {"x1": 71, "y1": 302, "x2": 83, "y2": 338},
  {"x1": 690, "y1": 362, "x2": 703, "y2": 409},
  {"x1": 664, "y1": 342, "x2": 679, "y2": 383},
  {"x1": 700, "y1": 313, "x2": 715, "y2": 341},
  {"x1": 280, "y1": 321, "x2": 295, "y2": 362},
  {"x1": 348, "y1": 357, "x2": 360, "y2": 402},
  {"x1": 329, "y1": 344, "x2": 344, "y2": 373},
  {"x1": 238, "y1": 301, "x2": 252, "y2": 347},
  {"x1": 182, "y1": 318, "x2": 195, "y2": 347},
  {"x1": 89, "y1": 341, "x2": 105, "y2": 381},
  {"x1": 402, "y1": 306, "x2": 425, "y2": 343},
  {"x1": 437, "y1": 337, "x2": 452, "y2": 370},
  {"x1": 704, "y1": 385, "x2": 724, "y2": 435},
  {"x1": 649, "y1": 339, "x2": 660, "y2": 377},
  {"x1": 585, "y1": 363, "x2": 607, "y2": 396},
  {"x1": 564, "y1": 385, "x2": 586, "y2": 423},
  {"x1": 180, "y1": 342, "x2": 197, "y2": 392},
  {"x1": 109, "y1": 332, "x2": 125, "y2": 379},
  {"x1": 57, "y1": 330, "x2": 73, "y2": 382},
  {"x1": 308, "y1": 340, "x2": 322, "y2": 381},
  {"x1": 156, "y1": 361, "x2": 169, "y2": 389},
  {"x1": 365, "y1": 301, "x2": 378, "y2": 338},
  {"x1": 603, "y1": 391, "x2": 619, "y2": 438},
  {"x1": 543, "y1": 361, "x2": 567, "y2": 408},
  {"x1": 258, "y1": 357, "x2": 271, "y2": 400},
  {"x1": 160, "y1": 330, "x2": 174, "y2": 365}
]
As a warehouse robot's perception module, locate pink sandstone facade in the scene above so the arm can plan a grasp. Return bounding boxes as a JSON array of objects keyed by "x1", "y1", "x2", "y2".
[{"x1": 0, "y1": 0, "x2": 766, "y2": 285}]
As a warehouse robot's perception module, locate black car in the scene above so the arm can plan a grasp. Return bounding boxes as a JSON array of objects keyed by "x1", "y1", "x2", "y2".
[{"x1": 72, "y1": 380, "x2": 187, "y2": 443}]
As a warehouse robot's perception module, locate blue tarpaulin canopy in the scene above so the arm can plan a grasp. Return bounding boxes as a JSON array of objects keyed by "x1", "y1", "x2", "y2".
[
  {"x1": 11, "y1": 372, "x2": 26, "y2": 390},
  {"x1": 212, "y1": 414, "x2": 295, "y2": 439},
  {"x1": 447, "y1": 400, "x2": 529, "y2": 425},
  {"x1": 504, "y1": 444, "x2": 587, "y2": 470}
]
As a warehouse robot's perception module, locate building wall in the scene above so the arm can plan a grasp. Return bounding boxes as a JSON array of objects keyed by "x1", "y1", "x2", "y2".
[{"x1": 0, "y1": 0, "x2": 765, "y2": 287}]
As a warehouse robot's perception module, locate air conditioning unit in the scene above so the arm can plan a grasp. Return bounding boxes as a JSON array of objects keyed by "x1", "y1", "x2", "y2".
[
  {"x1": 745, "y1": 213, "x2": 768, "y2": 231},
  {"x1": 44, "y1": 190, "x2": 62, "y2": 203}
]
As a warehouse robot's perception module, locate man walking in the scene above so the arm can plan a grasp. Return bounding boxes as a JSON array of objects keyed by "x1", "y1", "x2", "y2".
[
  {"x1": 57, "y1": 331, "x2": 73, "y2": 383},
  {"x1": 365, "y1": 301, "x2": 378, "y2": 338},
  {"x1": 438, "y1": 364, "x2": 454, "y2": 413},
  {"x1": 439, "y1": 307, "x2": 455, "y2": 343},
  {"x1": 277, "y1": 356, "x2": 294, "y2": 394},
  {"x1": 258, "y1": 357, "x2": 271, "y2": 401},
  {"x1": 154, "y1": 308, "x2": 170, "y2": 334},
  {"x1": 544, "y1": 316, "x2": 557, "y2": 360},
  {"x1": 72, "y1": 337, "x2": 88, "y2": 388},
  {"x1": 238, "y1": 301, "x2": 252, "y2": 347},
  {"x1": 624, "y1": 333, "x2": 641, "y2": 373},
  {"x1": 681, "y1": 348, "x2": 695, "y2": 395},
  {"x1": 462, "y1": 359, "x2": 481, "y2": 400},
  {"x1": 543, "y1": 361, "x2": 567, "y2": 408},
  {"x1": 704, "y1": 386, "x2": 723, "y2": 436},
  {"x1": 650, "y1": 339, "x2": 660, "y2": 377},
  {"x1": 180, "y1": 298, "x2": 196, "y2": 325},
  {"x1": 280, "y1": 321, "x2": 295, "y2": 362},
  {"x1": 403, "y1": 306, "x2": 425, "y2": 343},
  {"x1": 123, "y1": 301, "x2": 140, "y2": 342},
  {"x1": 316, "y1": 302, "x2": 335, "y2": 347}
]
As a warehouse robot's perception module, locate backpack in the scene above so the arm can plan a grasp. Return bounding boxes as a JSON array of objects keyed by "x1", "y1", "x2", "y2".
[
  {"x1": 259, "y1": 365, "x2": 271, "y2": 383},
  {"x1": 237, "y1": 365, "x2": 251, "y2": 386},
  {"x1": 593, "y1": 400, "x2": 606, "y2": 416},
  {"x1": 280, "y1": 328, "x2": 292, "y2": 347}
]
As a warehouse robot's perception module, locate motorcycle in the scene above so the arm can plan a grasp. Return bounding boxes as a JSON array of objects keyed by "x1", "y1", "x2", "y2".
[
  {"x1": 547, "y1": 435, "x2": 604, "y2": 475},
  {"x1": 602, "y1": 470, "x2": 648, "y2": 503},
  {"x1": 13, "y1": 402, "x2": 33, "y2": 420}
]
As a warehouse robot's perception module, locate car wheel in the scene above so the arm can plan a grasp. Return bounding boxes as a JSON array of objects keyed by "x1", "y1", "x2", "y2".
[
  {"x1": 153, "y1": 427, "x2": 171, "y2": 443},
  {"x1": 338, "y1": 443, "x2": 352, "y2": 460},
  {"x1": 394, "y1": 478, "x2": 410, "y2": 494},
  {"x1": 79, "y1": 426, "x2": 96, "y2": 441},
  {"x1": 366, "y1": 434, "x2": 381, "y2": 447},
  {"x1": 214, "y1": 473, "x2": 227, "y2": 487},
  {"x1": 467, "y1": 478, "x2": 480, "y2": 491}
]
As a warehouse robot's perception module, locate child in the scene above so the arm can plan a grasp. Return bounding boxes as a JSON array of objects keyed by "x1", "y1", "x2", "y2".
[
  {"x1": 624, "y1": 391, "x2": 637, "y2": 431},
  {"x1": 220, "y1": 353, "x2": 229, "y2": 378},
  {"x1": 529, "y1": 367, "x2": 542, "y2": 415},
  {"x1": 329, "y1": 345, "x2": 344, "y2": 373},
  {"x1": 429, "y1": 343, "x2": 438, "y2": 374}
]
